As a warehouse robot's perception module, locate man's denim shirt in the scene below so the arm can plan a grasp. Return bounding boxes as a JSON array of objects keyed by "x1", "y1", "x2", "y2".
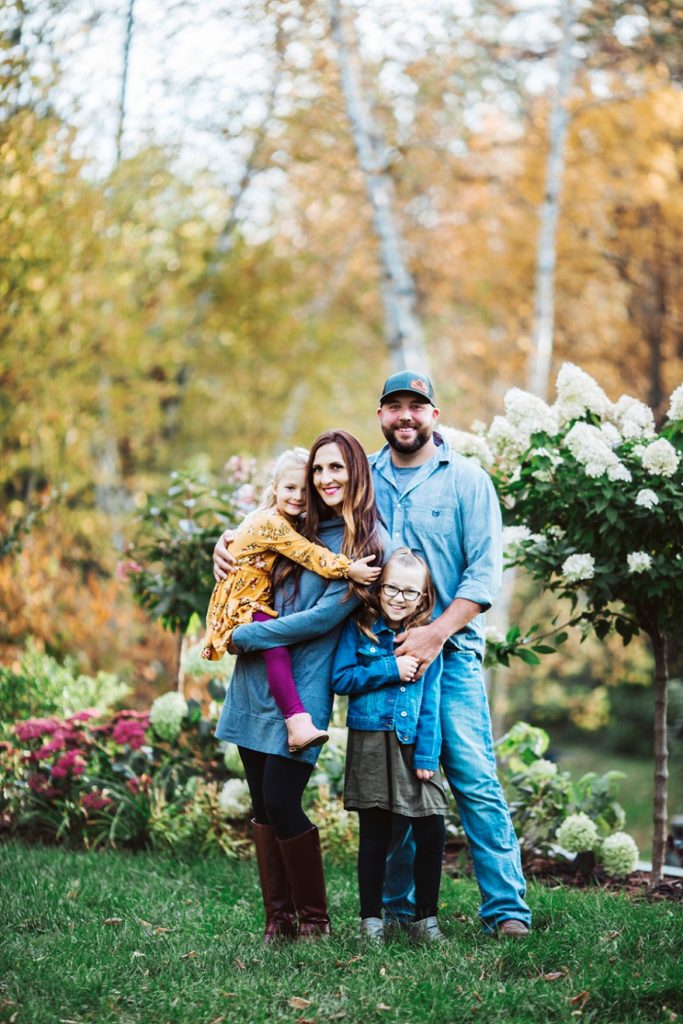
[
  {"x1": 369, "y1": 438, "x2": 503, "y2": 661},
  {"x1": 331, "y1": 617, "x2": 442, "y2": 773}
]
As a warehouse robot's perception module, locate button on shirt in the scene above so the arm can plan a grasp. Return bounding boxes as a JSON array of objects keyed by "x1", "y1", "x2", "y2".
[{"x1": 369, "y1": 435, "x2": 502, "y2": 660}]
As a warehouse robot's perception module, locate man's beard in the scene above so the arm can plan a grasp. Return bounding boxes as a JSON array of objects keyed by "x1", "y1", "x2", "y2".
[{"x1": 382, "y1": 422, "x2": 432, "y2": 454}]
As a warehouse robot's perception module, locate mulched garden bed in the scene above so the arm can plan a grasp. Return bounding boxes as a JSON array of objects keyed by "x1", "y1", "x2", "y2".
[{"x1": 443, "y1": 840, "x2": 683, "y2": 904}]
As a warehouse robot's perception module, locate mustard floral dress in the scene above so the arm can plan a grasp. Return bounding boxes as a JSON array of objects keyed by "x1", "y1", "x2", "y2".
[{"x1": 201, "y1": 507, "x2": 352, "y2": 660}]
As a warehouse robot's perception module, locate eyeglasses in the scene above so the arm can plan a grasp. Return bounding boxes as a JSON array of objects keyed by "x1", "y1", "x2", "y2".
[{"x1": 381, "y1": 583, "x2": 423, "y2": 603}]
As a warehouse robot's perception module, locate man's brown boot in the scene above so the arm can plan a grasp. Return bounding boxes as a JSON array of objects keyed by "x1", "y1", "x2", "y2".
[
  {"x1": 277, "y1": 825, "x2": 332, "y2": 937},
  {"x1": 251, "y1": 820, "x2": 298, "y2": 943},
  {"x1": 497, "y1": 919, "x2": 530, "y2": 938}
]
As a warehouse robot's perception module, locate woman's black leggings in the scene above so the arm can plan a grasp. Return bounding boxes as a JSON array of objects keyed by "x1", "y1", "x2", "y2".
[
  {"x1": 358, "y1": 808, "x2": 445, "y2": 920},
  {"x1": 238, "y1": 746, "x2": 314, "y2": 840}
]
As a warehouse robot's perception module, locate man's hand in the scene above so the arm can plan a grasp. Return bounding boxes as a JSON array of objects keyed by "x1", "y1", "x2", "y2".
[
  {"x1": 393, "y1": 622, "x2": 445, "y2": 678},
  {"x1": 213, "y1": 529, "x2": 237, "y2": 581},
  {"x1": 415, "y1": 768, "x2": 434, "y2": 781},
  {"x1": 395, "y1": 655, "x2": 419, "y2": 682}
]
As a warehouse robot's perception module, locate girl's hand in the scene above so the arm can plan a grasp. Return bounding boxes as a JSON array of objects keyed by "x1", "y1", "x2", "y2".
[
  {"x1": 396, "y1": 655, "x2": 419, "y2": 681},
  {"x1": 213, "y1": 529, "x2": 237, "y2": 580},
  {"x1": 347, "y1": 554, "x2": 381, "y2": 585},
  {"x1": 415, "y1": 769, "x2": 434, "y2": 781}
]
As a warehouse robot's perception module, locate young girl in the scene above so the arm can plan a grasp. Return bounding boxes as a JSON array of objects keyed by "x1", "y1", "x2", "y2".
[
  {"x1": 331, "y1": 547, "x2": 447, "y2": 943},
  {"x1": 201, "y1": 447, "x2": 380, "y2": 754}
]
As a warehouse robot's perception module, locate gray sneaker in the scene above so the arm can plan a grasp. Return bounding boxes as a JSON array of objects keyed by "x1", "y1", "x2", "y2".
[
  {"x1": 359, "y1": 917, "x2": 385, "y2": 943},
  {"x1": 409, "y1": 916, "x2": 446, "y2": 943}
]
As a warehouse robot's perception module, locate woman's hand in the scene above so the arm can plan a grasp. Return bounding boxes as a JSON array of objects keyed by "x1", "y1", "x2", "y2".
[
  {"x1": 213, "y1": 529, "x2": 237, "y2": 581},
  {"x1": 347, "y1": 554, "x2": 381, "y2": 585},
  {"x1": 415, "y1": 768, "x2": 434, "y2": 781},
  {"x1": 396, "y1": 655, "x2": 419, "y2": 682}
]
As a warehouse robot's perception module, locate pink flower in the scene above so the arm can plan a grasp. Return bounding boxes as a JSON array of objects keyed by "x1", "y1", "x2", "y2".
[
  {"x1": 67, "y1": 710, "x2": 99, "y2": 724},
  {"x1": 15, "y1": 718, "x2": 62, "y2": 741},
  {"x1": 52, "y1": 750, "x2": 86, "y2": 778},
  {"x1": 27, "y1": 774, "x2": 60, "y2": 799},
  {"x1": 82, "y1": 791, "x2": 113, "y2": 812},
  {"x1": 116, "y1": 559, "x2": 143, "y2": 581},
  {"x1": 112, "y1": 719, "x2": 148, "y2": 750},
  {"x1": 35, "y1": 735, "x2": 68, "y2": 760}
]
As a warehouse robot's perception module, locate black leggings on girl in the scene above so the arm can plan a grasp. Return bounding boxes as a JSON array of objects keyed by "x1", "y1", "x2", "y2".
[
  {"x1": 238, "y1": 745, "x2": 313, "y2": 840},
  {"x1": 358, "y1": 808, "x2": 445, "y2": 920}
]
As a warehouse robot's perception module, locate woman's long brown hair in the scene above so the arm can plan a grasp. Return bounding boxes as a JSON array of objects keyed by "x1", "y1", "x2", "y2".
[{"x1": 273, "y1": 429, "x2": 384, "y2": 605}]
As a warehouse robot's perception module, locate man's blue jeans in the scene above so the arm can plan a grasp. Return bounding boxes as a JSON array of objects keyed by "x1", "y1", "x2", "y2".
[{"x1": 383, "y1": 649, "x2": 531, "y2": 929}]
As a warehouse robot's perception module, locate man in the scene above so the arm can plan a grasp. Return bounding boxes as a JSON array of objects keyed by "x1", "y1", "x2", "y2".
[{"x1": 213, "y1": 370, "x2": 530, "y2": 936}]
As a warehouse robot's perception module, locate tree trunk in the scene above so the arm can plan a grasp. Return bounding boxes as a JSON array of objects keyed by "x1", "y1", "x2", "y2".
[
  {"x1": 175, "y1": 628, "x2": 187, "y2": 696},
  {"x1": 116, "y1": 0, "x2": 136, "y2": 165},
  {"x1": 327, "y1": 0, "x2": 429, "y2": 372},
  {"x1": 649, "y1": 625, "x2": 669, "y2": 887},
  {"x1": 527, "y1": 0, "x2": 578, "y2": 400}
]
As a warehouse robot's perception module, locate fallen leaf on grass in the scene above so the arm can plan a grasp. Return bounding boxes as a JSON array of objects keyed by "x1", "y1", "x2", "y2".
[
  {"x1": 296, "y1": 1018, "x2": 316, "y2": 1024},
  {"x1": 208, "y1": 1017, "x2": 226, "y2": 1024},
  {"x1": 379, "y1": 967, "x2": 386, "y2": 977},
  {"x1": 542, "y1": 972, "x2": 565, "y2": 982},
  {"x1": 234, "y1": 958, "x2": 246, "y2": 970},
  {"x1": 131, "y1": 951, "x2": 145, "y2": 959},
  {"x1": 334, "y1": 956, "x2": 363, "y2": 968},
  {"x1": 103, "y1": 918, "x2": 122, "y2": 926},
  {"x1": 180, "y1": 950, "x2": 197, "y2": 960},
  {"x1": 569, "y1": 990, "x2": 590, "y2": 1009},
  {"x1": 376, "y1": 1004, "x2": 391, "y2": 1012},
  {"x1": 139, "y1": 919, "x2": 153, "y2": 928},
  {"x1": 219, "y1": 991, "x2": 237, "y2": 998},
  {"x1": 288, "y1": 997, "x2": 312, "y2": 1010}
]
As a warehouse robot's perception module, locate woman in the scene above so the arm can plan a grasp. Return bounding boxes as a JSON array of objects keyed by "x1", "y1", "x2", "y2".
[{"x1": 214, "y1": 430, "x2": 386, "y2": 940}]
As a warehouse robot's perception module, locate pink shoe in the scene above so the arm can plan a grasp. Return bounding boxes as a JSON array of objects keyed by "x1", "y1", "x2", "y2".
[{"x1": 285, "y1": 713, "x2": 329, "y2": 754}]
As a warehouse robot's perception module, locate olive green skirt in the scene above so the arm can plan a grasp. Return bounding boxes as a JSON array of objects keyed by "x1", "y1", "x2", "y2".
[{"x1": 344, "y1": 729, "x2": 448, "y2": 818}]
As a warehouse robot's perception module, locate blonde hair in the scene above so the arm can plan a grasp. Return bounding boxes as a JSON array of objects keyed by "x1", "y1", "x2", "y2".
[
  {"x1": 259, "y1": 447, "x2": 309, "y2": 511},
  {"x1": 356, "y1": 547, "x2": 435, "y2": 641}
]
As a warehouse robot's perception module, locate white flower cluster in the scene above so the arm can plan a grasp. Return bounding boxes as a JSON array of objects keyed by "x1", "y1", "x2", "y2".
[
  {"x1": 218, "y1": 778, "x2": 252, "y2": 818},
  {"x1": 611, "y1": 395, "x2": 655, "y2": 440},
  {"x1": 667, "y1": 383, "x2": 683, "y2": 422},
  {"x1": 524, "y1": 758, "x2": 558, "y2": 784},
  {"x1": 635, "y1": 489, "x2": 658, "y2": 509},
  {"x1": 439, "y1": 426, "x2": 494, "y2": 469},
  {"x1": 639, "y1": 438, "x2": 680, "y2": 478},
  {"x1": 222, "y1": 742, "x2": 245, "y2": 778},
  {"x1": 502, "y1": 525, "x2": 543, "y2": 554},
  {"x1": 504, "y1": 388, "x2": 559, "y2": 442},
  {"x1": 556, "y1": 812, "x2": 598, "y2": 853},
  {"x1": 561, "y1": 553, "x2": 595, "y2": 584},
  {"x1": 483, "y1": 624, "x2": 505, "y2": 645},
  {"x1": 555, "y1": 363, "x2": 612, "y2": 424},
  {"x1": 149, "y1": 692, "x2": 189, "y2": 743},
  {"x1": 564, "y1": 423, "x2": 631, "y2": 481},
  {"x1": 627, "y1": 551, "x2": 652, "y2": 574},
  {"x1": 600, "y1": 832, "x2": 639, "y2": 877},
  {"x1": 487, "y1": 415, "x2": 530, "y2": 464}
]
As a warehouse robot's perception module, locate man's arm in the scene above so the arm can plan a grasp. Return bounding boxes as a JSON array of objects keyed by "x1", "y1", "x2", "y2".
[{"x1": 394, "y1": 598, "x2": 482, "y2": 672}]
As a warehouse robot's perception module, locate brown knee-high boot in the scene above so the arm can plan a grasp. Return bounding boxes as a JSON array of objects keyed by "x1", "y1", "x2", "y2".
[
  {"x1": 251, "y1": 820, "x2": 298, "y2": 943},
  {"x1": 277, "y1": 825, "x2": 331, "y2": 937}
]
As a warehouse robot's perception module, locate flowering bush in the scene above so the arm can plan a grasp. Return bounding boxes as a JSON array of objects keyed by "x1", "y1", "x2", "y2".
[
  {"x1": 458, "y1": 364, "x2": 682, "y2": 884},
  {"x1": 556, "y1": 813, "x2": 599, "y2": 853},
  {"x1": 2, "y1": 698, "x2": 249, "y2": 856}
]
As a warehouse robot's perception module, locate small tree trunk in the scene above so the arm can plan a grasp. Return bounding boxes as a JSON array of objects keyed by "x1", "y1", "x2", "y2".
[
  {"x1": 649, "y1": 626, "x2": 669, "y2": 887},
  {"x1": 175, "y1": 629, "x2": 187, "y2": 696}
]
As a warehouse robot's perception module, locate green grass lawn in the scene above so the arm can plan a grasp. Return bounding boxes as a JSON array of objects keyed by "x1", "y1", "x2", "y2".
[
  {"x1": 1, "y1": 841, "x2": 682, "y2": 1024},
  {"x1": 556, "y1": 745, "x2": 683, "y2": 861}
]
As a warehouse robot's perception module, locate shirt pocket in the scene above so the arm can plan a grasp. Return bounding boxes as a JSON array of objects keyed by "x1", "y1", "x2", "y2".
[{"x1": 407, "y1": 502, "x2": 456, "y2": 536}]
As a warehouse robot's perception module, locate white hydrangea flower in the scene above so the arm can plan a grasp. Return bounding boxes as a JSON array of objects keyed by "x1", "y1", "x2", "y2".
[
  {"x1": 484, "y1": 625, "x2": 505, "y2": 644},
  {"x1": 561, "y1": 553, "x2": 595, "y2": 584},
  {"x1": 487, "y1": 415, "x2": 529, "y2": 462},
  {"x1": 554, "y1": 363, "x2": 612, "y2": 424},
  {"x1": 640, "y1": 438, "x2": 681, "y2": 478},
  {"x1": 525, "y1": 758, "x2": 558, "y2": 783},
  {"x1": 667, "y1": 383, "x2": 683, "y2": 422},
  {"x1": 635, "y1": 489, "x2": 659, "y2": 509},
  {"x1": 502, "y1": 525, "x2": 544, "y2": 555},
  {"x1": 627, "y1": 551, "x2": 652, "y2": 574},
  {"x1": 218, "y1": 778, "x2": 252, "y2": 818},
  {"x1": 556, "y1": 812, "x2": 599, "y2": 853},
  {"x1": 564, "y1": 422, "x2": 621, "y2": 479},
  {"x1": 600, "y1": 832, "x2": 639, "y2": 877},
  {"x1": 612, "y1": 395, "x2": 656, "y2": 440},
  {"x1": 503, "y1": 388, "x2": 559, "y2": 441},
  {"x1": 607, "y1": 462, "x2": 632, "y2": 483},
  {"x1": 439, "y1": 426, "x2": 494, "y2": 469},
  {"x1": 149, "y1": 692, "x2": 189, "y2": 742},
  {"x1": 599, "y1": 423, "x2": 622, "y2": 449},
  {"x1": 547, "y1": 525, "x2": 566, "y2": 540}
]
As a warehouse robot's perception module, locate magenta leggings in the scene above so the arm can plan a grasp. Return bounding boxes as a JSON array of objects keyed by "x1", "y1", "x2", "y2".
[{"x1": 252, "y1": 611, "x2": 306, "y2": 718}]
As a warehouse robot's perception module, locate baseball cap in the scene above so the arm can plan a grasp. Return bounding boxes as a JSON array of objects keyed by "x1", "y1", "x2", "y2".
[{"x1": 379, "y1": 370, "x2": 436, "y2": 405}]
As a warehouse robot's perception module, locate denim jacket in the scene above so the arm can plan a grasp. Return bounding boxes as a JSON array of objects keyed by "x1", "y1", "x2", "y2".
[{"x1": 331, "y1": 616, "x2": 442, "y2": 772}]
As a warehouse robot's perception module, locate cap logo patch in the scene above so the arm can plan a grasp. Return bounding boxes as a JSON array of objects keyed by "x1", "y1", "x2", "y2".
[{"x1": 411, "y1": 378, "x2": 428, "y2": 393}]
